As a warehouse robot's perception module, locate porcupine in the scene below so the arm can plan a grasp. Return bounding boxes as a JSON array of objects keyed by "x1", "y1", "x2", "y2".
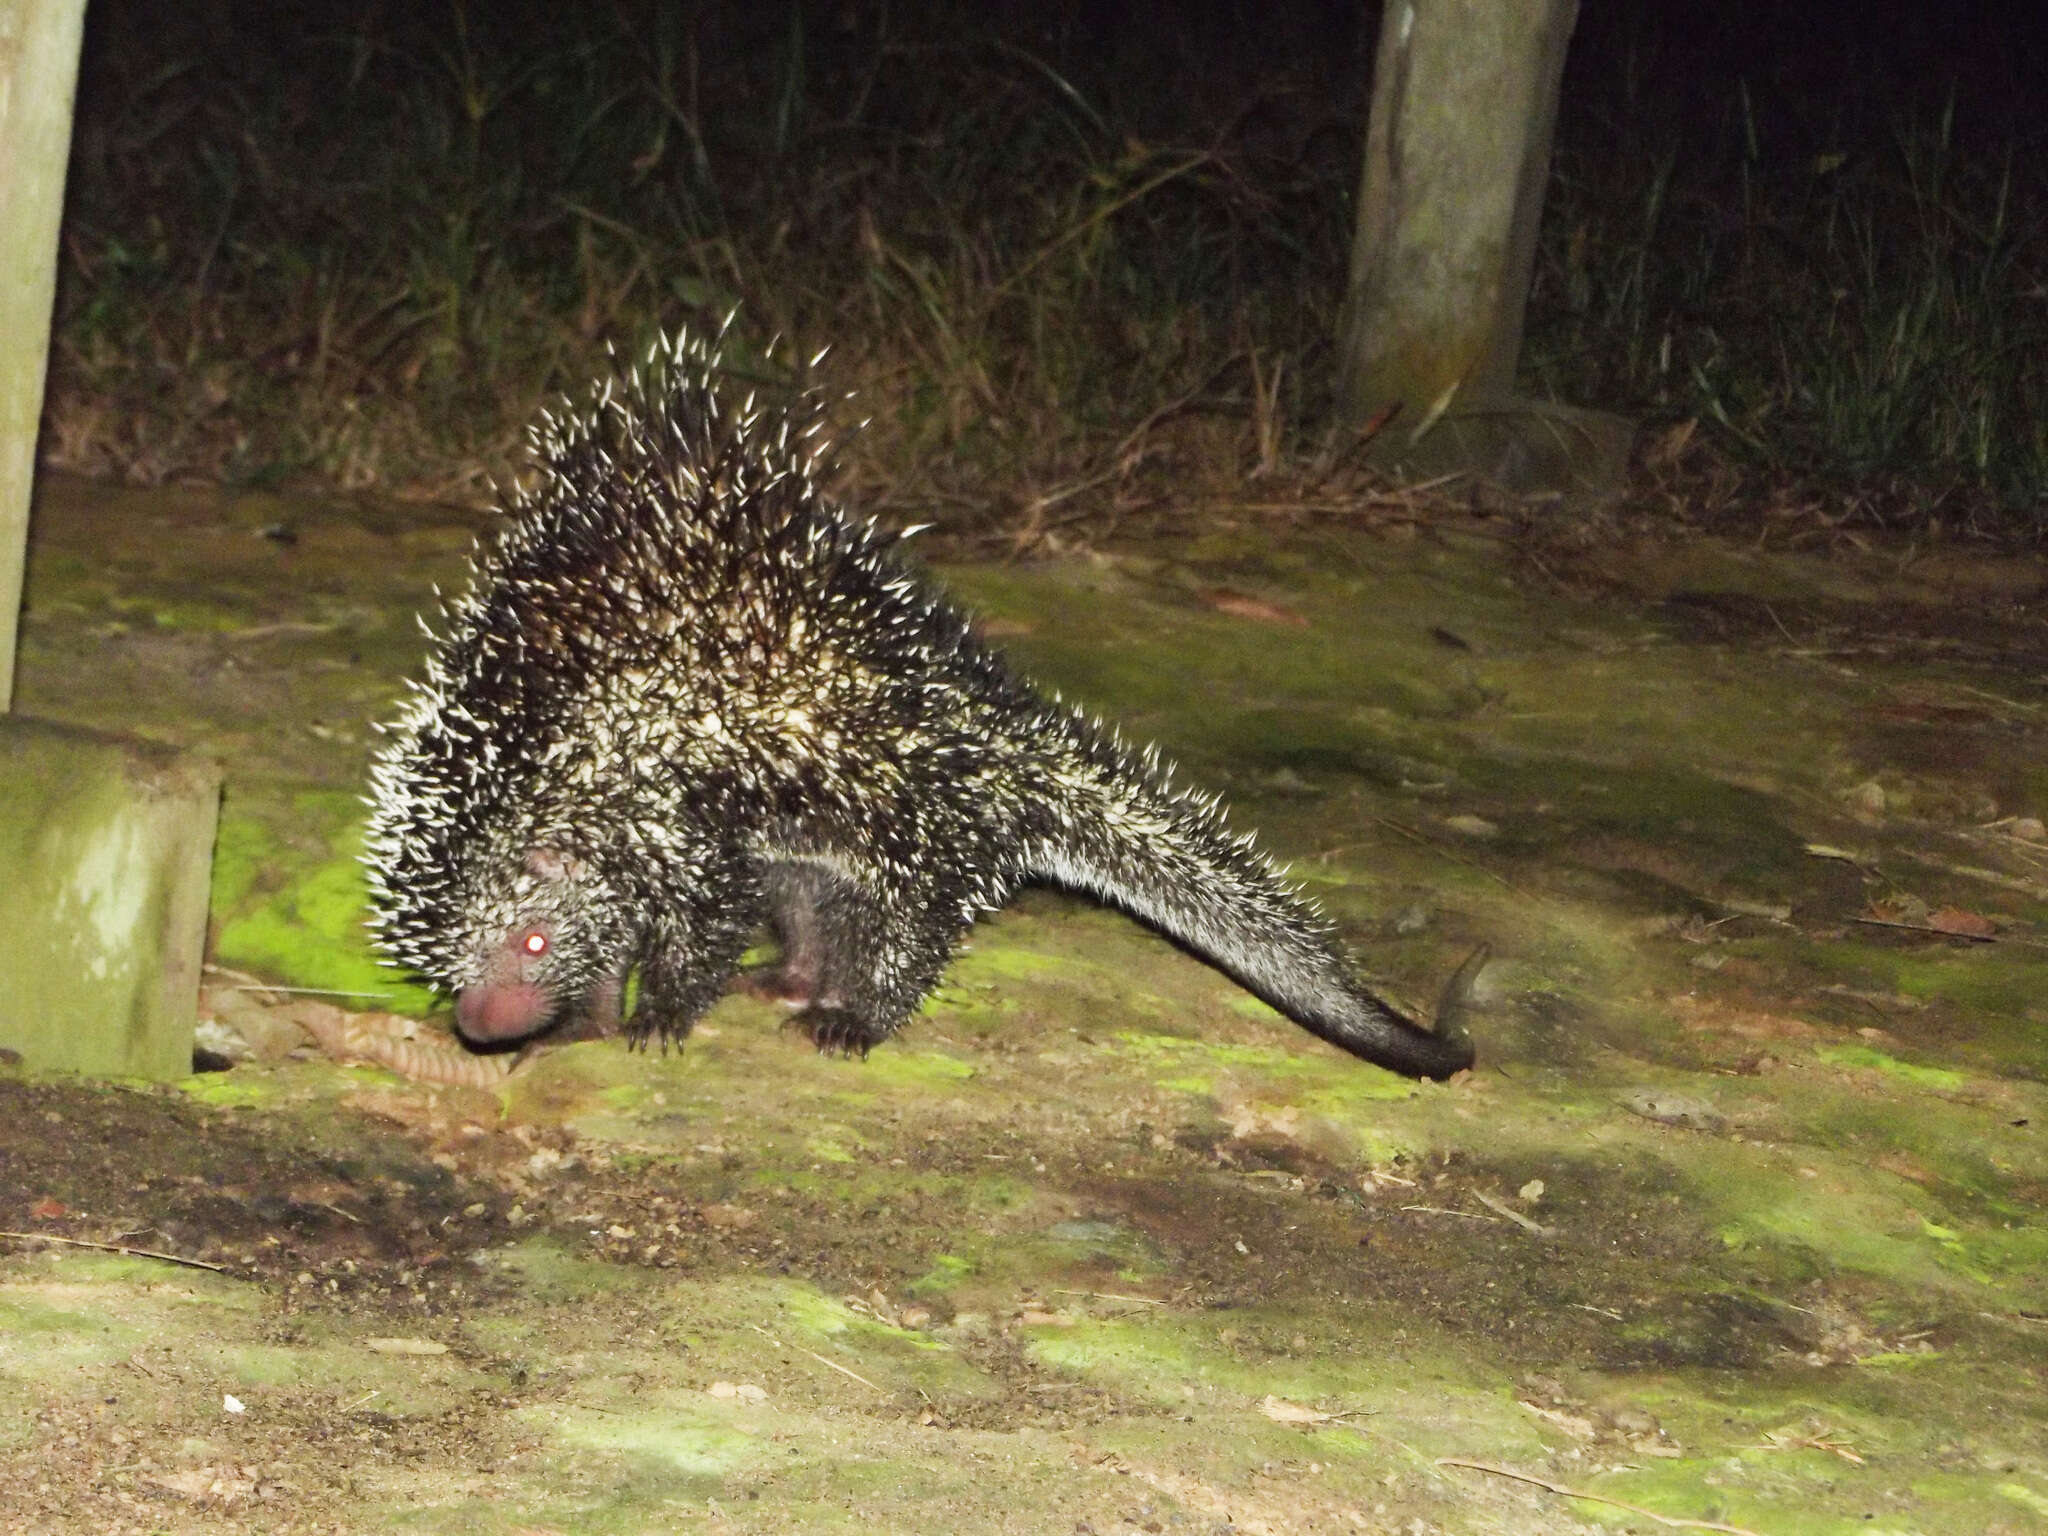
[{"x1": 362, "y1": 326, "x2": 1483, "y2": 1079}]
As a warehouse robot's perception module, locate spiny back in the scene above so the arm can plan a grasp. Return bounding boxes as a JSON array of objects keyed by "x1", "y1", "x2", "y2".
[{"x1": 363, "y1": 327, "x2": 971, "y2": 972}]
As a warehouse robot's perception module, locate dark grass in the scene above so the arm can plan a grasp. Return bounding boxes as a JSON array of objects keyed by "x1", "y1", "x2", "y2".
[
  {"x1": 44, "y1": 0, "x2": 2048, "y2": 532},
  {"x1": 1529, "y1": 9, "x2": 2048, "y2": 527}
]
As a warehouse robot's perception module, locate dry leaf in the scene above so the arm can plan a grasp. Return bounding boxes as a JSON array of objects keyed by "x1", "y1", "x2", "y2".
[
  {"x1": 1200, "y1": 589, "x2": 1310, "y2": 627},
  {"x1": 1259, "y1": 1395, "x2": 1333, "y2": 1425},
  {"x1": 1927, "y1": 906, "x2": 1997, "y2": 938}
]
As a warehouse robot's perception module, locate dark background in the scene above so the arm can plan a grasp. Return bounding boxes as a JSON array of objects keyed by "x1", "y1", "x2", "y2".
[{"x1": 46, "y1": 0, "x2": 2048, "y2": 522}]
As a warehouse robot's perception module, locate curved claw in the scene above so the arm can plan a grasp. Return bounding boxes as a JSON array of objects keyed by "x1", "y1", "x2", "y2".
[{"x1": 791, "y1": 1004, "x2": 883, "y2": 1058}]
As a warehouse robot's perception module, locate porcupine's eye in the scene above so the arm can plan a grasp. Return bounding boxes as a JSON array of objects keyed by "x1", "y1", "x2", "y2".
[{"x1": 521, "y1": 930, "x2": 549, "y2": 957}]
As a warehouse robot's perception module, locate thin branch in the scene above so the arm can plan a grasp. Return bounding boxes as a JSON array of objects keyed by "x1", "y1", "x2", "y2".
[
  {"x1": 748, "y1": 1322, "x2": 885, "y2": 1394},
  {"x1": 1471, "y1": 1190, "x2": 1554, "y2": 1236},
  {"x1": 1437, "y1": 1459, "x2": 1769, "y2": 1535},
  {"x1": 1400, "y1": 1205, "x2": 1496, "y2": 1222},
  {"x1": 1, "y1": 1231, "x2": 227, "y2": 1273},
  {"x1": 1849, "y1": 915, "x2": 1998, "y2": 944}
]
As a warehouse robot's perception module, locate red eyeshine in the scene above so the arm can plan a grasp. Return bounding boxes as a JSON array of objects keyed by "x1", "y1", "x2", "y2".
[{"x1": 522, "y1": 931, "x2": 549, "y2": 956}]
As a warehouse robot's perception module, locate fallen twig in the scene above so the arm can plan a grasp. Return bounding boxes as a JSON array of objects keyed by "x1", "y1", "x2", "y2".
[
  {"x1": 1761, "y1": 1424, "x2": 1865, "y2": 1464},
  {"x1": 1471, "y1": 1190, "x2": 1554, "y2": 1236},
  {"x1": 1052, "y1": 1288, "x2": 1166, "y2": 1307},
  {"x1": 748, "y1": 1322, "x2": 884, "y2": 1394},
  {"x1": 1850, "y1": 915, "x2": 1997, "y2": 943},
  {"x1": 0, "y1": 1230, "x2": 226, "y2": 1273},
  {"x1": 1437, "y1": 1458, "x2": 1769, "y2": 1535},
  {"x1": 1371, "y1": 815, "x2": 1524, "y2": 895}
]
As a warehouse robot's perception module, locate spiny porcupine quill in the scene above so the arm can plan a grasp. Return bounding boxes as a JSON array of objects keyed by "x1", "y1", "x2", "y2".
[{"x1": 363, "y1": 326, "x2": 1483, "y2": 1079}]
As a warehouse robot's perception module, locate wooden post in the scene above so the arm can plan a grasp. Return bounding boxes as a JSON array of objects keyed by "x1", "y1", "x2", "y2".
[
  {"x1": 0, "y1": 0, "x2": 89, "y2": 709},
  {"x1": 0, "y1": 5, "x2": 221, "y2": 1081}
]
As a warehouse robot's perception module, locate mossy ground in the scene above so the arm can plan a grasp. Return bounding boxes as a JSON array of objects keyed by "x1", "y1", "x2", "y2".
[{"x1": 5, "y1": 475, "x2": 2047, "y2": 1533}]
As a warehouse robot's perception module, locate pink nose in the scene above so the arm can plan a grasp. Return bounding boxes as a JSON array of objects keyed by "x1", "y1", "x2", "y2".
[{"x1": 455, "y1": 983, "x2": 551, "y2": 1042}]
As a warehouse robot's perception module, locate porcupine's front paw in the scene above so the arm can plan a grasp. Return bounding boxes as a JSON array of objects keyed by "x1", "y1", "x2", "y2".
[{"x1": 619, "y1": 996, "x2": 705, "y2": 1051}]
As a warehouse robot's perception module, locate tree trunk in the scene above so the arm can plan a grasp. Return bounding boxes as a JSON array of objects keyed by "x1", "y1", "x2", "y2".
[{"x1": 1336, "y1": 0, "x2": 1628, "y2": 496}]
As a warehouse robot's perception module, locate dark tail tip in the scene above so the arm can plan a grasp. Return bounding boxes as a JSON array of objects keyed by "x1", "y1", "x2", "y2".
[
  {"x1": 1427, "y1": 943, "x2": 1491, "y2": 1064},
  {"x1": 1356, "y1": 942, "x2": 1487, "y2": 1081}
]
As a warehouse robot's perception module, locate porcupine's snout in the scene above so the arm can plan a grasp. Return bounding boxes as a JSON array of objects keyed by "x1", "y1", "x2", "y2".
[{"x1": 454, "y1": 982, "x2": 553, "y2": 1042}]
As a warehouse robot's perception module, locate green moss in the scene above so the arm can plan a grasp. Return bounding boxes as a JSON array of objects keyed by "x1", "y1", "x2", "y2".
[
  {"x1": 803, "y1": 1135, "x2": 858, "y2": 1164},
  {"x1": 0, "y1": 1297, "x2": 150, "y2": 1365},
  {"x1": 851, "y1": 1047, "x2": 976, "y2": 1089},
  {"x1": 907, "y1": 1254, "x2": 975, "y2": 1296},
  {"x1": 1815, "y1": 1042, "x2": 1967, "y2": 1092},
  {"x1": 1795, "y1": 940, "x2": 2041, "y2": 1057},
  {"x1": 544, "y1": 1401, "x2": 764, "y2": 1483},
  {"x1": 1113, "y1": 1030, "x2": 1335, "y2": 1076},
  {"x1": 144, "y1": 597, "x2": 255, "y2": 632},
  {"x1": 1696, "y1": 1139, "x2": 2034, "y2": 1293},
  {"x1": 598, "y1": 1082, "x2": 657, "y2": 1113},
  {"x1": 468, "y1": 1238, "x2": 663, "y2": 1302},
  {"x1": 1999, "y1": 1483, "x2": 2048, "y2": 1519},
  {"x1": 212, "y1": 798, "x2": 436, "y2": 1012},
  {"x1": 205, "y1": 805, "x2": 269, "y2": 916},
  {"x1": 944, "y1": 935, "x2": 1078, "y2": 984},
  {"x1": 1113, "y1": 1029, "x2": 1427, "y2": 1137},
  {"x1": 175, "y1": 1073, "x2": 277, "y2": 1108},
  {"x1": 1583, "y1": 1455, "x2": 1869, "y2": 1536}
]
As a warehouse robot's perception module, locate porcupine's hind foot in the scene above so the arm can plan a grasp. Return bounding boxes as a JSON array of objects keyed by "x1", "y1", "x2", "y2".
[
  {"x1": 715, "y1": 860, "x2": 839, "y2": 1008},
  {"x1": 759, "y1": 855, "x2": 962, "y2": 1058},
  {"x1": 791, "y1": 1005, "x2": 885, "y2": 1057}
]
